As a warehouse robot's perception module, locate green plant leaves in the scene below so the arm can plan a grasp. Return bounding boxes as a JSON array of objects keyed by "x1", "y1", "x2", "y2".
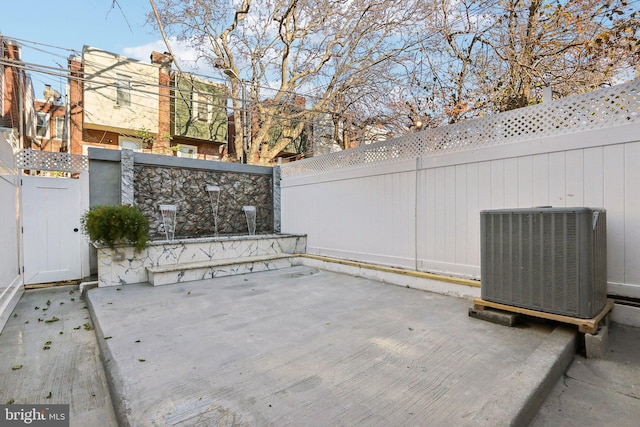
[{"x1": 81, "y1": 205, "x2": 150, "y2": 252}]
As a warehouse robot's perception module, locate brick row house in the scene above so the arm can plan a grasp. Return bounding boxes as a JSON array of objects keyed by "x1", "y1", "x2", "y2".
[
  {"x1": 73, "y1": 47, "x2": 229, "y2": 159},
  {"x1": 0, "y1": 36, "x2": 38, "y2": 150},
  {"x1": 2, "y1": 37, "x2": 230, "y2": 159},
  {"x1": 2, "y1": 36, "x2": 372, "y2": 163},
  {"x1": 33, "y1": 85, "x2": 67, "y2": 152}
]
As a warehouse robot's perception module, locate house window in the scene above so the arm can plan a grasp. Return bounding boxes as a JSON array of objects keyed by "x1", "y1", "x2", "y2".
[
  {"x1": 36, "y1": 112, "x2": 49, "y2": 138},
  {"x1": 176, "y1": 144, "x2": 197, "y2": 158},
  {"x1": 192, "y1": 91, "x2": 211, "y2": 122},
  {"x1": 116, "y1": 74, "x2": 131, "y2": 106},
  {"x1": 119, "y1": 137, "x2": 142, "y2": 152},
  {"x1": 53, "y1": 117, "x2": 65, "y2": 140}
]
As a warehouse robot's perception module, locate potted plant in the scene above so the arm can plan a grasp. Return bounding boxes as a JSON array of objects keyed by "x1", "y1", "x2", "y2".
[{"x1": 81, "y1": 205, "x2": 150, "y2": 252}]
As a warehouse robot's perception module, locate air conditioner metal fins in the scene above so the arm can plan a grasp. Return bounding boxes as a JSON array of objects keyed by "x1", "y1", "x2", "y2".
[{"x1": 480, "y1": 207, "x2": 607, "y2": 319}]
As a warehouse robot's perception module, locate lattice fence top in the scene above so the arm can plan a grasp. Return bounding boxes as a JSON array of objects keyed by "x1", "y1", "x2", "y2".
[
  {"x1": 281, "y1": 80, "x2": 640, "y2": 178},
  {"x1": 16, "y1": 149, "x2": 88, "y2": 173}
]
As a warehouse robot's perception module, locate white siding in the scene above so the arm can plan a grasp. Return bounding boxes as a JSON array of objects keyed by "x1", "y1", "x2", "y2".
[{"x1": 83, "y1": 47, "x2": 159, "y2": 133}]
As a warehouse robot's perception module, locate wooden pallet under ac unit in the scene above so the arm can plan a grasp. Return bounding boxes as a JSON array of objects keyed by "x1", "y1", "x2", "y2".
[{"x1": 472, "y1": 298, "x2": 614, "y2": 334}]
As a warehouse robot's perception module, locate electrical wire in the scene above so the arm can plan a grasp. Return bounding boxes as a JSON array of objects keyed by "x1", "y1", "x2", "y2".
[
  {"x1": 0, "y1": 54, "x2": 345, "y2": 128},
  {"x1": 3, "y1": 0, "x2": 638, "y2": 130}
]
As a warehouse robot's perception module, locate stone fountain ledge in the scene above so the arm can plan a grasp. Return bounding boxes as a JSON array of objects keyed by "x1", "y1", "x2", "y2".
[{"x1": 96, "y1": 233, "x2": 307, "y2": 287}]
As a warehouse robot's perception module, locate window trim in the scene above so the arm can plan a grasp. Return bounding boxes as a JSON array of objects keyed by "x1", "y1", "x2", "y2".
[
  {"x1": 191, "y1": 91, "x2": 212, "y2": 123},
  {"x1": 176, "y1": 144, "x2": 198, "y2": 158},
  {"x1": 53, "y1": 117, "x2": 65, "y2": 140},
  {"x1": 36, "y1": 112, "x2": 50, "y2": 139},
  {"x1": 118, "y1": 136, "x2": 143, "y2": 152},
  {"x1": 115, "y1": 74, "x2": 132, "y2": 107}
]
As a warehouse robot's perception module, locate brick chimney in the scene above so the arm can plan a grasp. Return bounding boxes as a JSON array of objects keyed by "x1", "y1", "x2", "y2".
[
  {"x1": 151, "y1": 51, "x2": 173, "y2": 154},
  {"x1": 0, "y1": 39, "x2": 22, "y2": 130},
  {"x1": 68, "y1": 55, "x2": 84, "y2": 155}
]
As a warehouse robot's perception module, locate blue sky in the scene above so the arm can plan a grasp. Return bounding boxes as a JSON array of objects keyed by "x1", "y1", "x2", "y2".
[{"x1": 1, "y1": 0, "x2": 178, "y2": 97}]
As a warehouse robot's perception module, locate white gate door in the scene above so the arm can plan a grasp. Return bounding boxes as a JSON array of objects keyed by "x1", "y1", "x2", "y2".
[{"x1": 21, "y1": 176, "x2": 84, "y2": 285}]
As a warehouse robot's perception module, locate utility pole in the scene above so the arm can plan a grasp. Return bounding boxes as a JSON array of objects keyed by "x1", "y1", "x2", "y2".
[{"x1": 223, "y1": 68, "x2": 250, "y2": 164}]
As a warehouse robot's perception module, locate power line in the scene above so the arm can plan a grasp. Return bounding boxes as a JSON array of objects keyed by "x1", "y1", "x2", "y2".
[
  {"x1": 0, "y1": 47, "x2": 331, "y2": 122},
  {"x1": 3, "y1": 60, "x2": 336, "y2": 145},
  {"x1": 0, "y1": 53, "x2": 345, "y2": 125},
  {"x1": 2, "y1": 32, "x2": 326, "y2": 104}
]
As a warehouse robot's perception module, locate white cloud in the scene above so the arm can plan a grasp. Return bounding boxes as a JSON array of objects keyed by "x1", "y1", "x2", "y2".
[
  {"x1": 123, "y1": 40, "x2": 168, "y2": 61},
  {"x1": 122, "y1": 37, "x2": 209, "y2": 75}
]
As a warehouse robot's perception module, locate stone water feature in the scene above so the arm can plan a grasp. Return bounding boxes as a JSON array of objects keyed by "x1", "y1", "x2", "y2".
[
  {"x1": 95, "y1": 234, "x2": 307, "y2": 287},
  {"x1": 88, "y1": 148, "x2": 301, "y2": 287},
  {"x1": 206, "y1": 185, "x2": 221, "y2": 236},
  {"x1": 135, "y1": 165, "x2": 274, "y2": 239}
]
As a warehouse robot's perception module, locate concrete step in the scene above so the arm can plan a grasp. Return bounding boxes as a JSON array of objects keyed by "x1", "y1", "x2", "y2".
[{"x1": 146, "y1": 253, "x2": 293, "y2": 286}]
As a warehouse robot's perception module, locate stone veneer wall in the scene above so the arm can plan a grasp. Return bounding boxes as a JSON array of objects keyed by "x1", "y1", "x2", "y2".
[
  {"x1": 135, "y1": 165, "x2": 273, "y2": 239},
  {"x1": 87, "y1": 148, "x2": 277, "y2": 241}
]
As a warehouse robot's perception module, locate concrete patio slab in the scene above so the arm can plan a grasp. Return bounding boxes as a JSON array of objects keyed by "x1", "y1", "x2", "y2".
[
  {"x1": 86, "y1": 266, "x2": 574, "y2": 427},
  {"x1": 0, "y1": 286, "x2": 117, "y2": 426}
]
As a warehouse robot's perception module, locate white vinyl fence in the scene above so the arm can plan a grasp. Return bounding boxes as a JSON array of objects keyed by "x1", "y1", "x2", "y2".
[
  {"x1": 281, "y1": 80, "x2": 640, "y2": 300},
  {"x1": 0, "y1": 135, "x2": 21, "y2": 331}
]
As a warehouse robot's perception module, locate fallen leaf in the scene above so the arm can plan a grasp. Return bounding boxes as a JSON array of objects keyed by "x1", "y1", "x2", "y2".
[
  {"x1": 11, "y1": 365, "x2": 22, "y2": 370},
  {"x1": 44, "y1": 317, "x2": 59, "y2": 323},
  {"x1": 6, "y1": 399, "x2": 15, "y2": 404},
  {"x1": 46, "y1": 392, "x2": 52, "y2": 399},
  {"x1": 138, "y1": 359, "x2": 146, "y2": 362},
  {"x1": 46, "y1": 300, "x2": 51, "y2": 306},
  {"x1": 104, "y1": 336, "x2": 113, "y2": 340}
]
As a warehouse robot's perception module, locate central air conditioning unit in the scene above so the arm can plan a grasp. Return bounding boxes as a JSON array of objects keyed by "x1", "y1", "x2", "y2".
[{"x1": 480, "y1": 207, "x2": 607, "y2": 319}]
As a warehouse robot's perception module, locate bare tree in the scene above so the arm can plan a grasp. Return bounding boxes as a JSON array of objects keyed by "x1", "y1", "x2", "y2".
[
  {"x1": 403, "y1": 0, "x2": 639, "y2": 124},
  {"x1": 489, "y1": 0, "x2": 640, "y2": 110},
  {"x1": 149, "y1": 0, "x2": 426, "y2": 163}
]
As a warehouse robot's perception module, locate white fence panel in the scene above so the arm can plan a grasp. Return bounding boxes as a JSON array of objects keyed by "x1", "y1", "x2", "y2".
[
  {"x1": 283, "y1": 160, "x2": 418, "y2": 269},
  {"x1": 624, "y1": 143, "x2": 640, "y2": 294},
  {"x1": 281, "y1": 81, "x2": 640, "y2": 300},
  {"x1": 0, "y1": 137, "x2": 21, "y2": 332}
]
